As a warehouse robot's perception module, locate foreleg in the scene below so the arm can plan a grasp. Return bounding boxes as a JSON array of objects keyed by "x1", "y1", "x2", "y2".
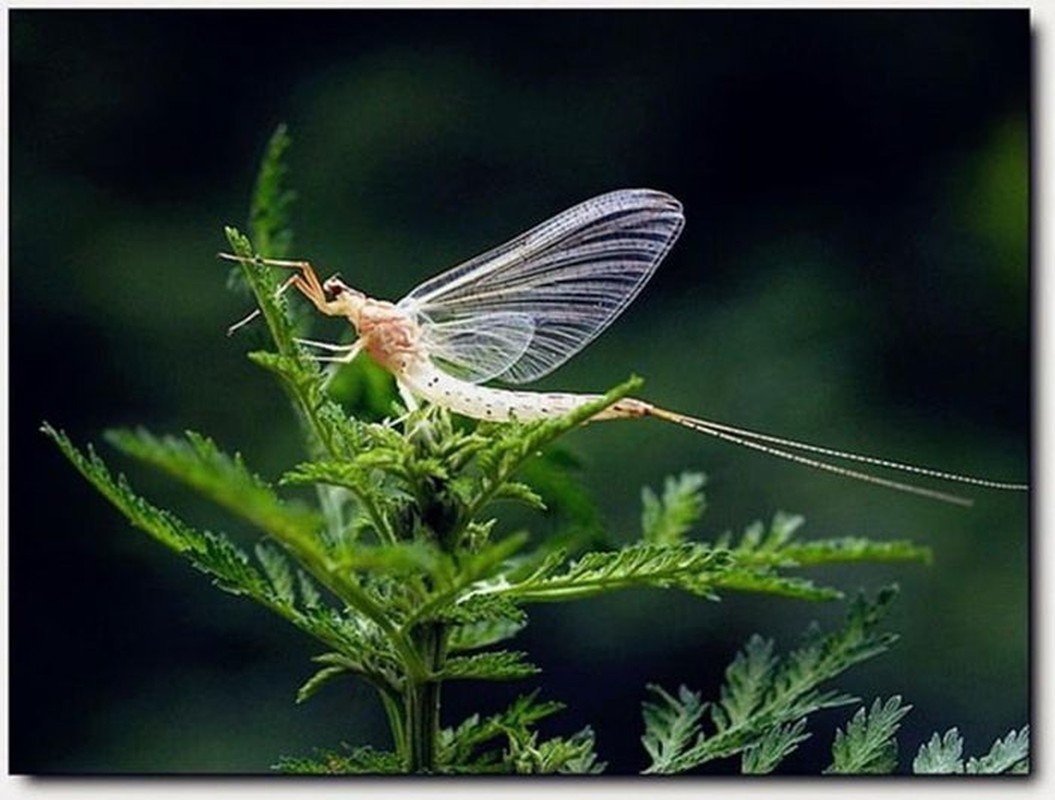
[{"x1": 219, "y1": 252, "x2": 338, "y2": 329}]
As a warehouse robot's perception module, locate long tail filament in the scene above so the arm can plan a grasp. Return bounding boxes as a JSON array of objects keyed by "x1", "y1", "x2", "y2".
[{"x1": 644, "y1": 405, "x2": 1028, "y2": 507}]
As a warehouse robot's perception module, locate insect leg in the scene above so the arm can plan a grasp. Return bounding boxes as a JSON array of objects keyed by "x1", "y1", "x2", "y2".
[
  {"x1": 299, "y1": 340, "x2": 365, "y2": 364},
  {"x1": 218, "y1": 252, "x2": 330, "y2": 311},
  {"x1": 225, "y1": 273, "x2": 304, "y2": 336},
  {"x1": 295, "y1": 337, "x2": 361, "y2": 352},
  {"x1": 397, "y1": 381, "x2": 420, "y2": 413}
]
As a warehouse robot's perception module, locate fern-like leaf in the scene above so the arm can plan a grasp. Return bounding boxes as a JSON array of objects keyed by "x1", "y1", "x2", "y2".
[
  {"x1": 641, "y1": 684, "x2": 708, "y2": 774},
  {"x1": 713, "y1": 514, "x2": 928, "y2": 602},
  {"x1": 966, "y1": 726, "x2": 1030, "y2": 774},
  {"x1": 641, "y1": 471, "x2": 707, "y2": 545},
  {"x1": 104, "y1": 428, "x2": 323, "y2": 552},
  {"x1": 439, "y1": 691, "x2": 565, "y2": 772},
  {"x1": 912, "y1": 725, "x2": 1029, "y2": 775},
  {"x1": 249, "y1": 123, "x2": 296, "y2": 260},
  {"x1": 643, "y1": 587, "x2": 899, "y2": 774},
  {"x1": 913, "y1": 728, "x2": 965, "y2": 774},
  {"x1": 273, "y1": 745, "x2": 402, "y2": 775},
  {"x1": 505, "y1": 726, "x2": 605, "y2": 774},
  {"x1": 826, "y1": 696, "x2": 911, "y2": 774},
  {"x1": 295, "y1": 665, "x2": 349, "y2": 705},
  {"x1": 256, "y1": 543, "x2": 296, "y2": 606},
  {"x1": 490, "y1": 542, "x2": 731, "y2": 603},
  {"x1": 444, "y1": 595, "x2": 528, "y2": 652},
  {"x1": 42, "y1": 424, "x2": 206, "y2": 555},
  {"x1": 714, "y1": 635, "x2": 779, "y2": 729},
  {"x1": 438, "y1": 650, "x2": 539, "y2": 681},
  {"x1": 780, "y1": 537, "x2": 932, "y2": 566},
  {"x1": 742, "y1": 718, "x2": 811, "y2": 774}
]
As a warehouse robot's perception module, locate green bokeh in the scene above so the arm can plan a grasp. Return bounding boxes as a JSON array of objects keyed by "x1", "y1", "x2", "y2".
[{"x1": 11, "y1": 10, "x2": 1028, "y2": 774}]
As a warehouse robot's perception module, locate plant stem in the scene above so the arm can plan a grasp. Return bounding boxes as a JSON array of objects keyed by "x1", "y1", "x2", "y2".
[{"x1": 405, "y1": 622, "x2": 446, "y2": 773}]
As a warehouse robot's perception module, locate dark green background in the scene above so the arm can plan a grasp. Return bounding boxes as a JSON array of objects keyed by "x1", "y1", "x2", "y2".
[{"x1": 10, "y1": 10, "x2": 1029, "y2": 774}]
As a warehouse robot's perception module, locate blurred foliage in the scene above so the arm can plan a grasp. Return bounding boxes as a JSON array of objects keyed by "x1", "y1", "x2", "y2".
[{"x1": 12, "y1": 9, "x2": 1027, "y2": 774}]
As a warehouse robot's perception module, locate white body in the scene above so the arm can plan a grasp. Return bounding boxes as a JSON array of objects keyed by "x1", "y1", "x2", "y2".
[
  {"x1": 320, "y1": 290, "x2": 649, "y2": 423},
  {"x1": 398, "y1": 354, "x2": 649, "y2": 422}
]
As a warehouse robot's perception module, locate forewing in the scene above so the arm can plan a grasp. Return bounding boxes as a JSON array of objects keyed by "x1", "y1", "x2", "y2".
[{"x1": 398, "y1": 188, "x2": 684, "y2": 384}]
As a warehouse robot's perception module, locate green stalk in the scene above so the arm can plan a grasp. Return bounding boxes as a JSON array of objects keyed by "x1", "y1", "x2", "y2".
[{"x1": 405, "y1": 622, "x2": 447, "y2": 773}]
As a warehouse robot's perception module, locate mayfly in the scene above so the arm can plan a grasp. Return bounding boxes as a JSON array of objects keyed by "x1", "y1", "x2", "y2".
[{"x1": 221, "y1": 188, "x2": 1027, "y2": 506}]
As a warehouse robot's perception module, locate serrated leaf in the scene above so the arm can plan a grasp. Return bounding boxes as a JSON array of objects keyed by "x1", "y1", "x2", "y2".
[
  {"x1": 913, "y1": 728, "x2": 964, "y2": 774},
  {"x1": 717, "y1": 635, "x2": 778, "y2": 729},
  {"x1": 826, "y1": 696, "x2": 911, "y2": 774},
  {"x1": 643, "y1": 588, "x2": 899, "y2": 774},
  {"x1": 505, "y1": 726, "x2": 606, "y2": 775},
  {"x1": 197, "y1": 531, "x2": 270, "y2": 599},
  {"x1": 487, "y1": 542, "x2": 731, "y2": 603},
  {"x1": 42, "y1": 424, "x2": 206, "y2": 555},
  {"x1": 295, "y1": 664, "x2": 349, "y2": 704},
  {"x1": 401, "y1": 533, "x2": 531, "y2": 629},
  {"x1": 439, "y1": 650, "x2": 539, "y2": 681},
  {"x1": 966, "y1": 726, "x2": 1030, "y2": 774},
  {"x1": 42, "y1": 425, "x2": 305, "y2": 611},
  {"x1": 912, "y1": 725, "x2": 1030, "y2": 776},
  {"x1": 782, "y1": 537, "x2": 932, "y2": 566},
  {"x1": 439, "y1": 691, "x2": 566, "y2": 773},
  {"x1": 41, "y1": 426, "x2": 399, "y2": 662},
  {"x1": 297, "y1": 569, "x2": 322, "y2": 608},
  {"x1": 104, "y1": 428, "x2": 323, "y2": 553},
  {"x1": 641, "y1": 684, "x2": 708, "y2": 773},
  {"x1": 249, "y1": 124, "x2": 296, "y2": 260},
  {"x1": 273, "y1": 745, "x2": 402, "y2": 775},
  {"x1": 287, "y1": 606, "x2": 405, "y2": 693},
  {"x1": 490, "y1": 480, "x2": 546, "y2": 511},
  {"x1": 222, "y1": 126, "x2": 300, "y2": 354},
  {"x1": 713, "y1": 515, "x2": 927, "y2": 602},
  {"x1": 446, "y1": 596, "x2": 528, "y2": 652},
  {"x1": 641, "y1": 472, "x2": 707, "y2": 545},
  {"x1": 742, "y1": 718, "x2": 811, "y2": 774},
  {"x1": 256, "y1": 543, "x2": 295, "y2": 605},
  {"x1": 713, "y1": 571, "x2": 844, "y2": 601},
  {"x1": 224, "y1": 227, "x2": 301, "y2": 359}
]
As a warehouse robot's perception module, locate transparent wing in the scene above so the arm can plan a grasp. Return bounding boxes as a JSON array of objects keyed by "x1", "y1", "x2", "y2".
[
  {"x1": 398, "y1": 188, "x2": 684, "y2": 384},
  {"x1": 420, "y1": 311, "x2": 536, "y2": 384}
]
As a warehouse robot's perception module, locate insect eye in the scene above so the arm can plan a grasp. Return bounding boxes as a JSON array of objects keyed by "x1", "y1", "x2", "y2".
[{"x1": 323, "y1": 276, "x2": 346, "y2": 297}]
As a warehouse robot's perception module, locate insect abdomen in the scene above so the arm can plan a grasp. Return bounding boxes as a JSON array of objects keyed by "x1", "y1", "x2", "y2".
[{"x1": 402, "y1": 361, "x2": 637, "y2": 422}]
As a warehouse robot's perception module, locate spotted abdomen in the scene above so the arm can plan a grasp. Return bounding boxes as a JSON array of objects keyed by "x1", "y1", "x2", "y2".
[{"x1": 399, "y1": 359, "x2": 647, "y2": 422}]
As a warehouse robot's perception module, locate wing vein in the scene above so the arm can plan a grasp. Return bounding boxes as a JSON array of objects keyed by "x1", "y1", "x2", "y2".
[{"x1": 401, "y1": 189, "x2": 684, "y2": 385}]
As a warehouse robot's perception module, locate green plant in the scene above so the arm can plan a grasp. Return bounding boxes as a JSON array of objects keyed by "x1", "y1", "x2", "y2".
[
  {"x1": 41, "y1": 127, "x2": 1023, "y2": 774},
  {"x1": 641, "y1": 589, "x2": 1029, "y2": 775}
]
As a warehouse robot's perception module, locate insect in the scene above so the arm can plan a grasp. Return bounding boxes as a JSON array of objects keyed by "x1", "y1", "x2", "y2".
[{"x1": 221, "y1": 188, "x2": 1028, "y2": 506}]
